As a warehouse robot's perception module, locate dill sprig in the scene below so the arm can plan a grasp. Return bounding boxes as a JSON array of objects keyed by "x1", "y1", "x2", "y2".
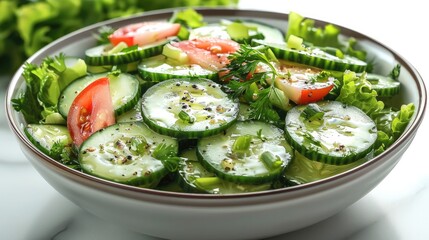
[{"x1": 222, "y1": 44, "x2": 286, "y2": 123}]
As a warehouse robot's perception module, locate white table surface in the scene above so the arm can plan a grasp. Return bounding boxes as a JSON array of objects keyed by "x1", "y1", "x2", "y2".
[{"x1": 1, "y1": 0, "x2": 428, "y2": 239}]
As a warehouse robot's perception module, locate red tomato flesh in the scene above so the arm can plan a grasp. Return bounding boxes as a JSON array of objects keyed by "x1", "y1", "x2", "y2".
[
  {"x1": 109, "y1": 22, "x2": 180, "y2": 47},
  {"x1": 67, "y1": 77, "x2": 115, "y2": 146},
  {"x1": 172, "y1": 38, "x2": 240, "y2": 71}
]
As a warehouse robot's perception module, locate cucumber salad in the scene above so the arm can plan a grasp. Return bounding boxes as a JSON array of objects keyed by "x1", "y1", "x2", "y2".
[{"x1": 12, "y1": 9, "x2": 415, "y2": 194}]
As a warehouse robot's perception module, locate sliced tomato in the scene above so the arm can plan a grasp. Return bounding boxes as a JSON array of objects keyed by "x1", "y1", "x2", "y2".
[
  {"x1": 275, "y1": 72, "x2": 334, "y2": 105},
  {"x1": 172, "y1": 38, "x2": 240, "y2": 71},
  {"x1": 255, "y1": 61, "x2": 334, "y2": 105},
  {"x1": 67, "y1": 77, "x2": 115, "y2": 146},
  {"x1": 108, "y1": 22, "x2": 180, "y2": 47}
]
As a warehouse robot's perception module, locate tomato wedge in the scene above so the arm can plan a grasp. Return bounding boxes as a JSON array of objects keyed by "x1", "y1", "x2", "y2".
[
  {"x1": 172, "y1": 38, "x2": 240, "y2": 71},
  {"x1": 108, "y1": 22, "x2": 180, "y2": 47},
  {"x1": 67, "y1": 77, "x2": 115, "y2": 146},
  {"x1": 276, "y1": 77, "x2": 334, "y2": 105}
]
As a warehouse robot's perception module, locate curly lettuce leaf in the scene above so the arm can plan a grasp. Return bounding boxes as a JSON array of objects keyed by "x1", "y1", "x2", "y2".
[
  {"x1": 12, "y1": 54, "x2": 87, "y2": 124},
  {"x1": 335, "y1": 71, "x2": 415, "y2": 156},
  {"x1": 336, "y1": 71, "x2": 384, "y2": 117},
  {"x1": 373, "y1": 103, "x2": 415, "y2": 155}
]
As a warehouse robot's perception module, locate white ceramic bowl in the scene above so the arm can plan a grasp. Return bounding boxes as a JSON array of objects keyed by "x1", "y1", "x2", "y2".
[{"x1": 5, "y1": 8, "x2": 427, "y2": 240}]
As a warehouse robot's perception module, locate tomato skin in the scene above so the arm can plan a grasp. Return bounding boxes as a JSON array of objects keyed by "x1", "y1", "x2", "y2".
[
  {"x1": 298, "y1": 85, "x2": 334, "y2": 105},
  {"x1": 172, "y1": 38, "x2": 239, "y2": 71},
  {"x1": 108, "y1": 22, "x2": 180, "y2": 47},
  {"x1": 67, "y1": 77, "x2": 115, "y2": 146}
]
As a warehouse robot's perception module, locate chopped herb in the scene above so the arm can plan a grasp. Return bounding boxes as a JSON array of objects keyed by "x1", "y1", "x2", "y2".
[
  {"x1": 152, "y1": 143, "x2": 181, "y2": 172},
  {"x1": 223, "y1": 44, "x2": 286, "y2": 124}
]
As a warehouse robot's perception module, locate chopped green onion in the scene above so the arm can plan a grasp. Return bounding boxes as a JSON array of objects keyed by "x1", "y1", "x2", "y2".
[
  {"x1": 232, "y1": 135, "x2": 252, "y2": 153},
  {"x1": 194, "y1": 177, "x2": 222, "y2": 189},
  {"x1": 106, "y1": 41, "x2": 128, "y2": 55},
  {"x1": 130, "y1": 136, "x2": 148, "y2": 155},
  {"x1": 260, "y1": 151, "x2": 283, "y2": 170},
  {"x1": 287, "y1": 34, "x2": 304, "y2": 50},
  {"x1": 178, "y1": 110, "x2": 195, "y2": 123},
  {"x1": 301, "y1": 103, "x2": 325, "y2": 122}
]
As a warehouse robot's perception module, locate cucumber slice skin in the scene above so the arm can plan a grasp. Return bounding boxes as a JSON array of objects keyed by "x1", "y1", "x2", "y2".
[
  {"x1": 284, "y1": 150, "x2": 370, "y2": 184},
  {"x1": 284, "y1": 101, "x2": 378, "y2": 165},
  {"x1": 58, "y1": 73, "x2": 141, "y2": 118},
  {"x1": 79, "y1": 122, "x2": 178, "y2": 187},
  {"x1": 24, "y1": 124, "x2": 72, "y2": 160},
  {"x1": 252, "y1": 39, "x2": 367, "y2": 73},
  {"x1": 197, "y1": 121, "x2": 292, "y2": 184},
  {"x1": 138, "y1": 55, "x2": 219, "y2": 82},
  {"x1": 141, "y1": 78, "x2": 239, "y2": 139},
  {"x1": 85, "y1": 39, "x2": 170, "y2": 66},
  {"x1": 365, "y1": 73, "x2": 400, "y2": 97},
  {"x1": 178, "y1": 148, "x2": 272, "y2": 194}
]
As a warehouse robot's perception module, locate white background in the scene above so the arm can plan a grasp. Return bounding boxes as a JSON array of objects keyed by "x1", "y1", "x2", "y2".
[{"x1": 1, "y1": 0, "x2": 428, "y2": 239}]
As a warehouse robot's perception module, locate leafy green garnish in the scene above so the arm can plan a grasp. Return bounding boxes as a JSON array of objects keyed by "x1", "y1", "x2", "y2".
[
  {"x1": 223, "y1": 45, "x2": 289, "y2": 124},
  {"x1": 286, "y1": 12, "x2": 342, "y2": 48},
  {"x1": 152, "y1": 143, "x2": 181, "y2": 172},
  {"x1": 169, "y1": 8, "x2": 206, "y2": 40},
  {"x1": 1, "y1": 0, "x2": 239, "y2": 75},
  {"x1": 12, "y1": 54, "x2": 87, "y2": 124},
  {"x1": 335, "y1": 70, "x2": 415, "y2": 156},
  {"x1": 389, "y1": 64, "x2": 401, "y2": 80},
  {"x1": 51, "y1": 141, "x2": 78, "y2": 167},
  {"x1": 286, "y1": 12, "x2": 368, "y2": 64}
]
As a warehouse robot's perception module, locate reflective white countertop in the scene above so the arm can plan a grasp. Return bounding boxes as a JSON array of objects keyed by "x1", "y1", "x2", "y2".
[{"x1": 1, "y1": 0, "x2": 428, "y2": 239}]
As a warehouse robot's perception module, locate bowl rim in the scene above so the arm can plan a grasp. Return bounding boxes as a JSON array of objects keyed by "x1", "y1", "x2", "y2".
[{"x1": 5, "y1": 7, "x2": 427, "y2": 202}]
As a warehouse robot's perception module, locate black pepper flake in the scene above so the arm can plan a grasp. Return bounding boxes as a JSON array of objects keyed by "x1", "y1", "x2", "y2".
[
  {"x1": 176, "y1": 83, "x2": 181, "y2": 86},
  {"x1": 192, "y1": 84, "x2": 198, "y2": 89}
]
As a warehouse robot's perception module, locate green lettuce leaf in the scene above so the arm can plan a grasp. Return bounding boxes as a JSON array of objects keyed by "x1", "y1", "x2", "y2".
[
  {"x1": 12, "y1": 54, "x2": 87, "y2": 124},
  {"x1": 336, "y1": 71, "x2": 384, "y2": 117},
  {"x1": 286, "y1": 12, "x2": 342, "y2": 48},
  {"x1": 286, "y1": 12, "x2": 368, "y2": 64},
  {"x1": 335, "y1": 71, "x2": 415, "y2": 156}
]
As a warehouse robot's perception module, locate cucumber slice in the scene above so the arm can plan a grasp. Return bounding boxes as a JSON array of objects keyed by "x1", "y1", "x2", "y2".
[
  {"x1": 79, "y1": 122, "x2": 178, "y2": 187},
  {"x1": 141, "y1": 78, "x2": 239, "y2": 139},
  {"x1": 87, "y1": 61, "x2": 139, "y2": 74},
  {"x1": 116, "y1": 99, "x2": 142, "y2": 123},
  {"x1": 189, "y1": 21, "x2": 284, "y2": 43},
  {"x1": 284, "y1": 150, "x2": 370, "y2": 184},
  {"x1": 85, "y1": 38, "x2": 171, "y2": 66},
  {"x1": 284, "y1": 101, "x2": 377, "y2": 165},
  {"x1": 237, "y1": 103, "x2": 252, "y2": 121},
  {"x1": 138, "y1": 55, "x2": 218, "y2": 82},
  {"x1": 365, "y1": 73, "x2": 400, "y2": 97},
  {"x1": 189, "y1": 25, "x2": 231, "y2": 40},
  {"x1": 58, "y1": 73, "x2": 141, "y2": 118},
  {"x1": 222, "y1": 19, "x2": 285, "y2": 43},
  {"x1": 197, "y1": 121, "x2": 292, "y2": 184},
  {"x1": 252, "y1": 39, "x2": 367, "y2": 72},
  {"x1": 178, "y1": 148, "x2": 272, "y2": 194},
  {"x1": 24, "y1": 124, "x2": 72, "y2": 160}
]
